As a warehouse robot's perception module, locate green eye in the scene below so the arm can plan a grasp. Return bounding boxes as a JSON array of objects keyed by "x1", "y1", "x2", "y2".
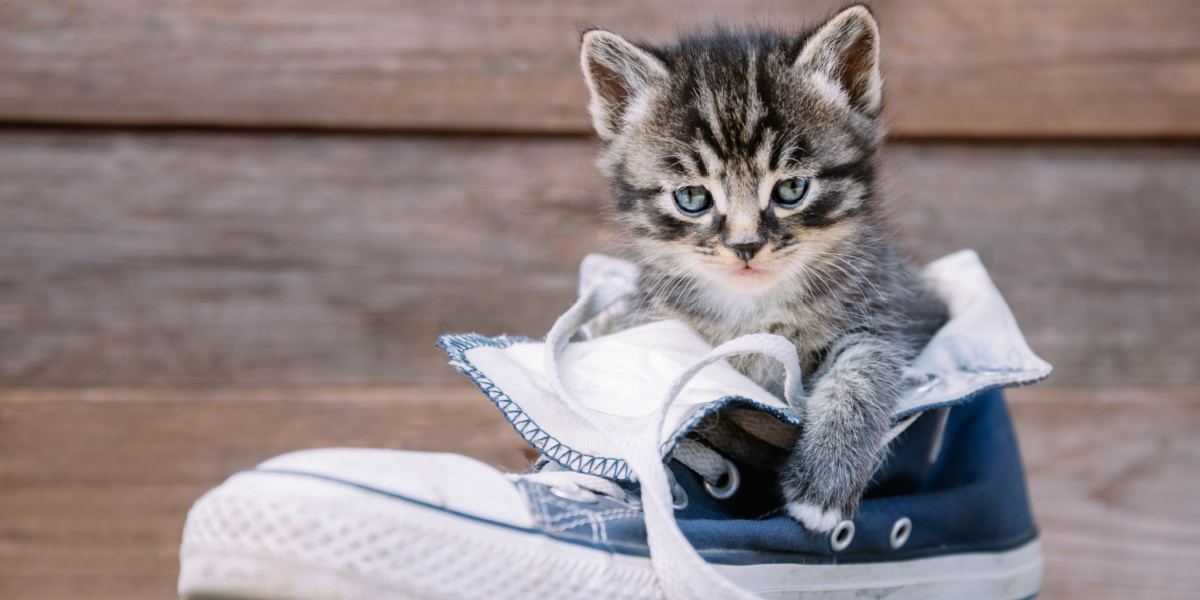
[
  {"x1": 773, "y1": 178, "x2": 810, "y2": 207},
  {"x1": 672, "y1": 186, "x2": 712, "y2": 215}
]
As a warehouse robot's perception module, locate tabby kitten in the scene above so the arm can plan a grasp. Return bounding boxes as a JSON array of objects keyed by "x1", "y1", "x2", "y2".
[{"x1": 578, "y1": 5, "x2": 948, "y2": 532}]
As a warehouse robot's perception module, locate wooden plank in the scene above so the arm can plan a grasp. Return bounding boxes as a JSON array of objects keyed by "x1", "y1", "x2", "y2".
[
  {"x1": 886, "y1": 143, "x2": 1200, "y2": 386},
  {"x1": 2, "y1": 131, "x2": 1198, "y2": 386},
  {"x1": 0, "y1": 1, "x2": 1196, "y2": 137},
  {"x1": 0, "y1": 384, "x2": 530, "y2": 600},
  {"x1": 1007, "y1": 387, "x2": 1200, "y2": 599},
  {"x1": 0, "y1": 385, "x2": 1196, "y2": 598},
  {"x1": 0, "y1": 130, "x2": 609, "y2": 387}
]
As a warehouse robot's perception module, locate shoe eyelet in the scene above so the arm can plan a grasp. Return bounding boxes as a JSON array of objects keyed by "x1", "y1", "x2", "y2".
[
  {"x1": 671, "y1": 480, "x2": 689, "y2": 510},
  {"x1": 890, "y1": 517, "x2": 912, "y2": 549},
  {"x1": 549, "y1": 486, "x2": 598, "y2": 504},
  {"x1": 702, "y1": 460, "x2": 741, "y2": 500},
  {"x1": 830, "y1": 520, "x2": 855, "y2": 551}
]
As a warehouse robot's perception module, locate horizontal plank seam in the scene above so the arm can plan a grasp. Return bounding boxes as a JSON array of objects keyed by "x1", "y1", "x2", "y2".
[
  {"x1": 1, "y1": 386, "x2": 1195, "y2": 404},
  {"x1": 2, "y1": 119, "x2": 1200, "y2": 143}
]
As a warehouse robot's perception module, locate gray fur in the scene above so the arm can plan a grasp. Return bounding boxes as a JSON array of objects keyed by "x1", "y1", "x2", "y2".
[{"x1": 579, "y1": 5, "x2": 948, "y2": 530}]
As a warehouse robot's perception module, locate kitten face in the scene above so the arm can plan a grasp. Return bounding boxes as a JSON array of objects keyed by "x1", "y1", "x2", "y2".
[{"x1": 582, "y1": 6, "x2": 884, "y2": 298}]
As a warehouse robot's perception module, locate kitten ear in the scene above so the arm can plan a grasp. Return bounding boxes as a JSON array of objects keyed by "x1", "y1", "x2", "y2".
[
  {"x1": 580, "y1": 29, "x2": 669, "y2": 140},
  {"x1": 794, "y1": 5, "x2": 883, "y2": 116}
]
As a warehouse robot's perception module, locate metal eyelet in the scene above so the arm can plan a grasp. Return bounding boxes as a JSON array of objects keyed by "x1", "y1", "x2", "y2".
[
  {"x1": 549, "y1": 485, "x2": 598, "y2": 504},
  {"x1": 830, "y1": 520, "x2": 855, "y2": 551},
  {"x1": 702, "y1": 460, "x2": 741, "y2": 500},
  {"x1": 890, "y1": 517, "x2": 912, "y2": 549},
  {"x1": 671, "y1": 480, "x2": 689, "y2": 510}
]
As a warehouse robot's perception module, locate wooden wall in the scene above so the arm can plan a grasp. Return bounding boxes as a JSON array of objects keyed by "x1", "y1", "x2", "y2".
[{"x1": 1, "y1": 1, "x2": 1198, "y2": 598}]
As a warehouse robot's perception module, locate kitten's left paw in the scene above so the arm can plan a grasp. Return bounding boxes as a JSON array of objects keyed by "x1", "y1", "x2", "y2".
[{"x1": 786, "y1": 501, "x2": 842, "y2": 533}]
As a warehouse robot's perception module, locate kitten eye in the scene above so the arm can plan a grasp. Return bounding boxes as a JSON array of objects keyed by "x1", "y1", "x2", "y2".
[
  {"x1": 773, "y1": 178, "x2": 810, "y2": 207},
  {"x1": 672, "y1": 185, "x2": 712, "y2": 215}
]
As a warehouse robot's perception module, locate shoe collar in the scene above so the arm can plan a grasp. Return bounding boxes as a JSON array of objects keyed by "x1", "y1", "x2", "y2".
[{"x1": 437, "y1": 249, "x2": 1051, "y2": 483}]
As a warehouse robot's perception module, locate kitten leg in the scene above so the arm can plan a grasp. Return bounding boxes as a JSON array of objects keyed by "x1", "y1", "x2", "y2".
[{"x1": 781, "y1": 336, "x2": 906, "y2": 532}]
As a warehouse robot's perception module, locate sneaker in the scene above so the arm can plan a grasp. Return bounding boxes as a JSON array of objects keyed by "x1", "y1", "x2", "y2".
[{"x1": 179, "y1": 251, "x2": 1051, "y2": 599}]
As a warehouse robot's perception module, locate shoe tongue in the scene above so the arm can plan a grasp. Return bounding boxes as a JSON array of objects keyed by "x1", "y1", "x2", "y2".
[{"x1": 683, "y1": 411, "x2": 794, "y2": 469}]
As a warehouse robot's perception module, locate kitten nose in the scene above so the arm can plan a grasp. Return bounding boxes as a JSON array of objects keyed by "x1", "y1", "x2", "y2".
[{"x1": 728, "y1": 240, "x2": 764, "y2": 262}]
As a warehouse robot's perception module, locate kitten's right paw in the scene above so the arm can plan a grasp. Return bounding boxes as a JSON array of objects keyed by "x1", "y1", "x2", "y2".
[
  {"x1": 785, "y1": 501, "x2": 842, "y2": 533},
  {"x1": 779, "y1": 443, "x2": 863, "y2": 534}
]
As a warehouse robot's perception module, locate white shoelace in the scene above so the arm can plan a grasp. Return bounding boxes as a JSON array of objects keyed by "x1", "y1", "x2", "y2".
[
  {"x1": 532, "y1": 282, "x2": 808, "y2": 600},
  {"x1": 517, "y1": 275, "x2": 931, "y2": 599}
]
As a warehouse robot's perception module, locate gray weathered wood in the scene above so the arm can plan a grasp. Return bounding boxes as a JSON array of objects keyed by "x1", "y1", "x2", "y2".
[
  {"x1": 1010, "y1": 387, "x2": 1200, "y2": 599},
  {"x1": 1, "y1": 131, "x2": 1197, "y2": 387},
  {"x1": 0, "y1": 385, "x2": 1196, "y2": 598},
  {"x1": 0, "y1": 0, "x2": 1196, "y2": 137},
  {"x1": 886, "y1": 143, "x2": 1200, "y2": 385}
]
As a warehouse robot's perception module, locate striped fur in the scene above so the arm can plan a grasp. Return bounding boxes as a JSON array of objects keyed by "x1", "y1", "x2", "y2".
[{"x1": 580, "y1": 5, "x2": 949, "y2": 531}]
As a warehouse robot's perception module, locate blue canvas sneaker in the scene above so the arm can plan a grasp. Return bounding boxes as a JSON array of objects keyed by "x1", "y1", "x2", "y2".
[{"x1": 179, "y1": 250, "x2": 1051, "y2": 599}]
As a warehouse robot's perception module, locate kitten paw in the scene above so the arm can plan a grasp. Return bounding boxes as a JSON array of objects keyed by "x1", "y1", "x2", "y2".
[{"x1": 786, "y1": 501, "x2": 843, "y2": 532}]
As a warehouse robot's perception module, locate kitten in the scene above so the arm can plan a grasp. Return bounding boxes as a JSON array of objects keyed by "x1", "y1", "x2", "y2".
[{"x1": 578, "y1": 4, "x2": 948, "y2": 532}]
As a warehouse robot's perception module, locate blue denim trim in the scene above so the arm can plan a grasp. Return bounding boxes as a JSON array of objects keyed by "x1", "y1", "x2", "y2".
[
  {"x1": 437, "y1": 333, "x2": 634, "y2": 481},
  {"x1": 891, "y1": 372, "x2": 1050, "y2": 421}
]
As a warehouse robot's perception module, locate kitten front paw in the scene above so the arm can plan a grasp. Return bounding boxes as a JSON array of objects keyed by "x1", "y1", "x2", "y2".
[
  {"x1": 785, "y1": 501, "x2": 842, "y2": 533},
  {"x1": 779, "y1": 449, "x2": 865, "y2": 533}
]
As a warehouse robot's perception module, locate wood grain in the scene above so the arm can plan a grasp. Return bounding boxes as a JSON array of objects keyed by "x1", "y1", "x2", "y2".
[
  {"x1": 0, "y1": 0, "x2": 1196, "y2": 137},
  {"x1": 0, "y1": 130, "x2": 609, "y2": 387},
  {"x1": 0, "y1": 384, "x2": 530, "y2": 600},
  {"x1": 1008, "y1": 386, "x2": 1200, "y2": 599},
  {"x1": 2, "y1": 130, "x2": 1197, "y2": 388},
  {"x1": 0, "y1": 385, "x2": 1196, "y2": 598}
]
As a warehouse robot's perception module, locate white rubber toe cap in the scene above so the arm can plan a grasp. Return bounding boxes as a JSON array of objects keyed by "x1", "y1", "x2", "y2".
[{"x1": 256, "y1": 448, "x2": 534, "y2": 528}]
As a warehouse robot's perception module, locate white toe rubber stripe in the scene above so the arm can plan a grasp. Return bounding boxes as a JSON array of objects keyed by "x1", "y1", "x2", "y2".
[{"x1": 180, "y1": 471, "x2": 1041, "y2": 600}]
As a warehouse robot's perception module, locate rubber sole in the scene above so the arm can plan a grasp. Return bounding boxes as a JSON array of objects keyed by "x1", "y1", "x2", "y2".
[{"x1": 179, "y1": 471, "x2": 1042, "y2": 600}]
